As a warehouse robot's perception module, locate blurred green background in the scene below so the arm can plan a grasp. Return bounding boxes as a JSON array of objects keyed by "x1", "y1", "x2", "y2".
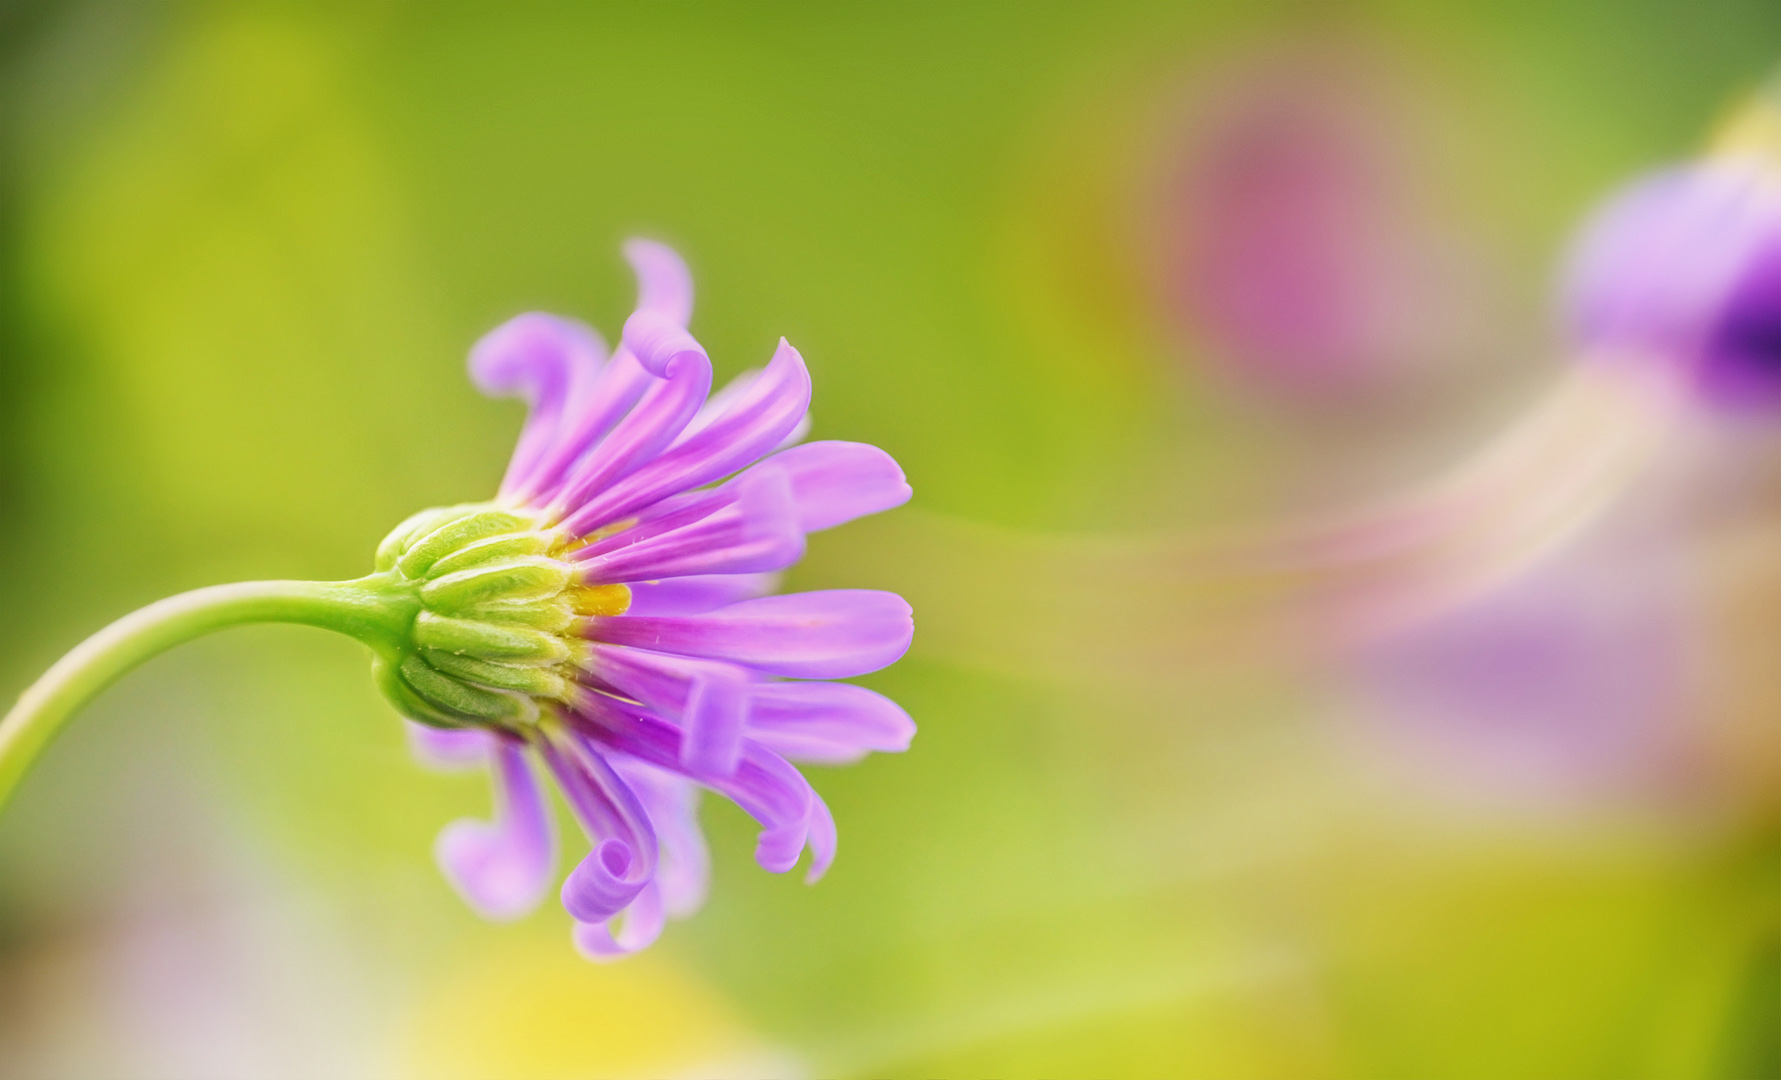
[{"x1": 2, "y1": 2, "x2": 1780, "y2": 1077}]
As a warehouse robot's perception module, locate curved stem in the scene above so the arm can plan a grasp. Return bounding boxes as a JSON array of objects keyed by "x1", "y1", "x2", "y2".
[{"x1": 0, "y1": 574, "x2": 417, "y2": 811}]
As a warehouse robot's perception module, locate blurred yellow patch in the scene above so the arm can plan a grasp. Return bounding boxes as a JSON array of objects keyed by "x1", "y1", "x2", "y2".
[
  {"x1": 399, "y1": 934, "x2": 771, "y2": 1080},
  {"x1": 1710, "y1": 92, "x2": 1781, "y2": 170}
]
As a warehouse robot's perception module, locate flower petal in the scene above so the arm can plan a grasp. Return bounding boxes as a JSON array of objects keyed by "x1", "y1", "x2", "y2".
[
  {"x1": 585, "y1": 590, "x2": 914, "y2": 679},
  {"x1": 406, "y1": 721, "x2": 492, "y2": 771},
  {"x1": 804, "y1": 791, "x2": 836, "y2": 884},
  {"x1": 510, "y1": 239, "x2": 695, "y2": 504},
  {"x1": 613, "y1": 757, "x2": 709, "y2": 918},
  {"x1": 746, "y1": 681, "x2": 916, "y2": 764},
  {"x1": 622, "y1": 309, "x2": 708, "y2": 379},
  {"x1": 757, "y1": 440, "x2": 911, "y2": 532},
  {"x1": 721, "y1": 744, "x2": 820, "y2": 874},
  {"x1": 572, "y1": 703, "x2": 819, "y2": 875},
  {"x1": 514, "y1": 350, "x2": 654, "y2": 506},
  {"x1": 558, "y1": 339, "x2": 811, "y2": 536},
  {"x1": 682, "y1": 666, "x2": 749, "y2": 777},
  {"x1": 623, "y1": 238, "x2": 693, "y2": 325},
  {"x1": 624, "y1": 573, "x2": 781, "y2": 616},
  {"x1": 673, "y1": 367, "x2": 759, "y2": 447},
  {"x1": 777, "y1": 411, "x2": 813, "y2": 452},
  {"x1": 582, "y1": 648, "x2": 913, "y2": 764},
  {"x1": 548, "y1": 351, "x2": 713, "y2": 519},
  {"x1": 469, "y1": 314, "x2": 606, "y2": 500},
  {"x1": 540, "y1": 728, "x2": 658, "y2": 923},
  {"x1": 572, "y1": 882, "x2": 665, "y2": 960},
  {"x1": 579, "y1": 644, "x2": 747, "y2": 714},
  {"x1": 671, "y1": 367, "x2": 812, "y2": 452},
  {"x1": 572, "y1": 468, "x2": 803, "y2": 584},
  {"x1": 576, "y1": 439, "x2": 904, "y2": 559},
  {"x1": 434, "y1": 739, "x2": 557, "y2": 921}
]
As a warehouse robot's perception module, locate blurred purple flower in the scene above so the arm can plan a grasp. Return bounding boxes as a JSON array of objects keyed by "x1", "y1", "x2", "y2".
[
  {"x1": 397, "y1": 241, "x2": 914, "y2": 958},
  {"x1": 1347, "y1": 546, "x2": 1697, "y2": 808},
  {"x1": 1566, "y1": 160, "x2": 1781, "y2": 410}
]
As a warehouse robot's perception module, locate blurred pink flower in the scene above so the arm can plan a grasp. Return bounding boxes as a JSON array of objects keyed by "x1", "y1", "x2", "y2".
[{"x1": 1153, "y1": 44, "x2": 1496, "y2": 405}]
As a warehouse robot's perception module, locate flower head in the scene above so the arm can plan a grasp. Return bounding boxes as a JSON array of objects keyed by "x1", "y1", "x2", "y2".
[{"x1": 378, "y1": 241, "x2": 914, "y2": 957}]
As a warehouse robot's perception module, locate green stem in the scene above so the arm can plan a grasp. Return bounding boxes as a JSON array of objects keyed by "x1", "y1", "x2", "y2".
[{"x1": 0, "y1": 573, "x2": 417, "y2": 812}]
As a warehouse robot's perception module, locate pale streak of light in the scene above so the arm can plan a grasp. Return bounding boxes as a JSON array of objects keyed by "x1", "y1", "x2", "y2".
[{"x1": 829, "y1": 358, "x2": 1685, "y2": 682}]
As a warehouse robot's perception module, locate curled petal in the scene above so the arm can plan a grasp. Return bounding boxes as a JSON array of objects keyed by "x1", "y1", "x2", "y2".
[
  {"x1": 572, "y1": 881, "x2": 665, "y2": 961},
  {"x1": 585, "y1": 590, "x2": 914, "y2": 679},
  {"x1": 469, "y1": 314, "x2": 605, "y2": 499},
  {"x1": 623, "y1": 238, "x2": 694, "y2": 326},
  {"x1": 625, "y1": 573, "x2": 780, "y2": 616},
  {"x1": 573, "y1": 703, "x2": 821, "y2": 876},
  {"x1": 540, "y1": 729, "x2": 658, "y2": 923},
  {"x1": 434, "y1": 739, "x2": 557, "y2": 921},
  {"x1": 559, "y1": 339, "x2": 811, "y2": 536},
  {"x1": 469, "y1": 313, "x2": 598, "y2": 400},
  {"x1": 511, "y1": 240, "x2": 693, "y2": 506},
  {"x1": 563, "y1": 840, "x2": 643, "y2": 924},
  {"x1": 614, "y1": 759, "x2": 709, "y2": 918},
  {"x1": 564, "y1": 432, "x2": 822, "y2": 561},
  {"x1": 747, "y1": 681, "x2": 916, "y2": 764},
  {"x1": 723, "y1": 744, "x2": 819, "y2": 873},
  {"x1": 622, "y1": 309, "x2": 707, "y2": 378}
]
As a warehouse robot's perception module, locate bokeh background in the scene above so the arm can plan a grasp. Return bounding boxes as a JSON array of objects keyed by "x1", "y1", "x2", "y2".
[{"x1": 2, "y1": 2, "x2": 1780, "y2": 1077}]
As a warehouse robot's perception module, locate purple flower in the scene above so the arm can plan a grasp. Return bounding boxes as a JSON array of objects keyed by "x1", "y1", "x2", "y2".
[
  {"x1": 1345, "y1": 544, "x2": 1694, "y2": 808},
  {"x1": 1565, "y1": 159, "x2": 1781, "y2": 409},
  {"x1": 388, "y1": 241, "x2": 914, "y2": 957}
]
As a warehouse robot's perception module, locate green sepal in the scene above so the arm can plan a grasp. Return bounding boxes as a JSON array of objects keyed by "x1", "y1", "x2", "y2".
[
  {"x1": 422, "y1": 648, "x2": 574, "y2": 700},
  {"x1": 464, "y1": 598, "x2": 575, "y2": 632},
  {"x1": 427, "y1": 531, "x2": 554, "y2": 578},
  {"x1": 397, "y1": 508, "x2": 534, "y2": 579},
  {"x1": 366, "y1": 501, "x2": 596, "y2": 734},
  {"x1": 371, "y1": 653, "x2": 471, "y2": 728},
  {"x1": 398, "y1": 652, "x2": 532, "y2": 723},
  {"x1": 412, "y1": 611, "x2": 570, "y2": 664},
  {"x1": 376, "y1": 503, "x2": 488, "y2": 573},
  {"x1": 420, "y1": 557, "x2": 572, "y2": 612}
]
